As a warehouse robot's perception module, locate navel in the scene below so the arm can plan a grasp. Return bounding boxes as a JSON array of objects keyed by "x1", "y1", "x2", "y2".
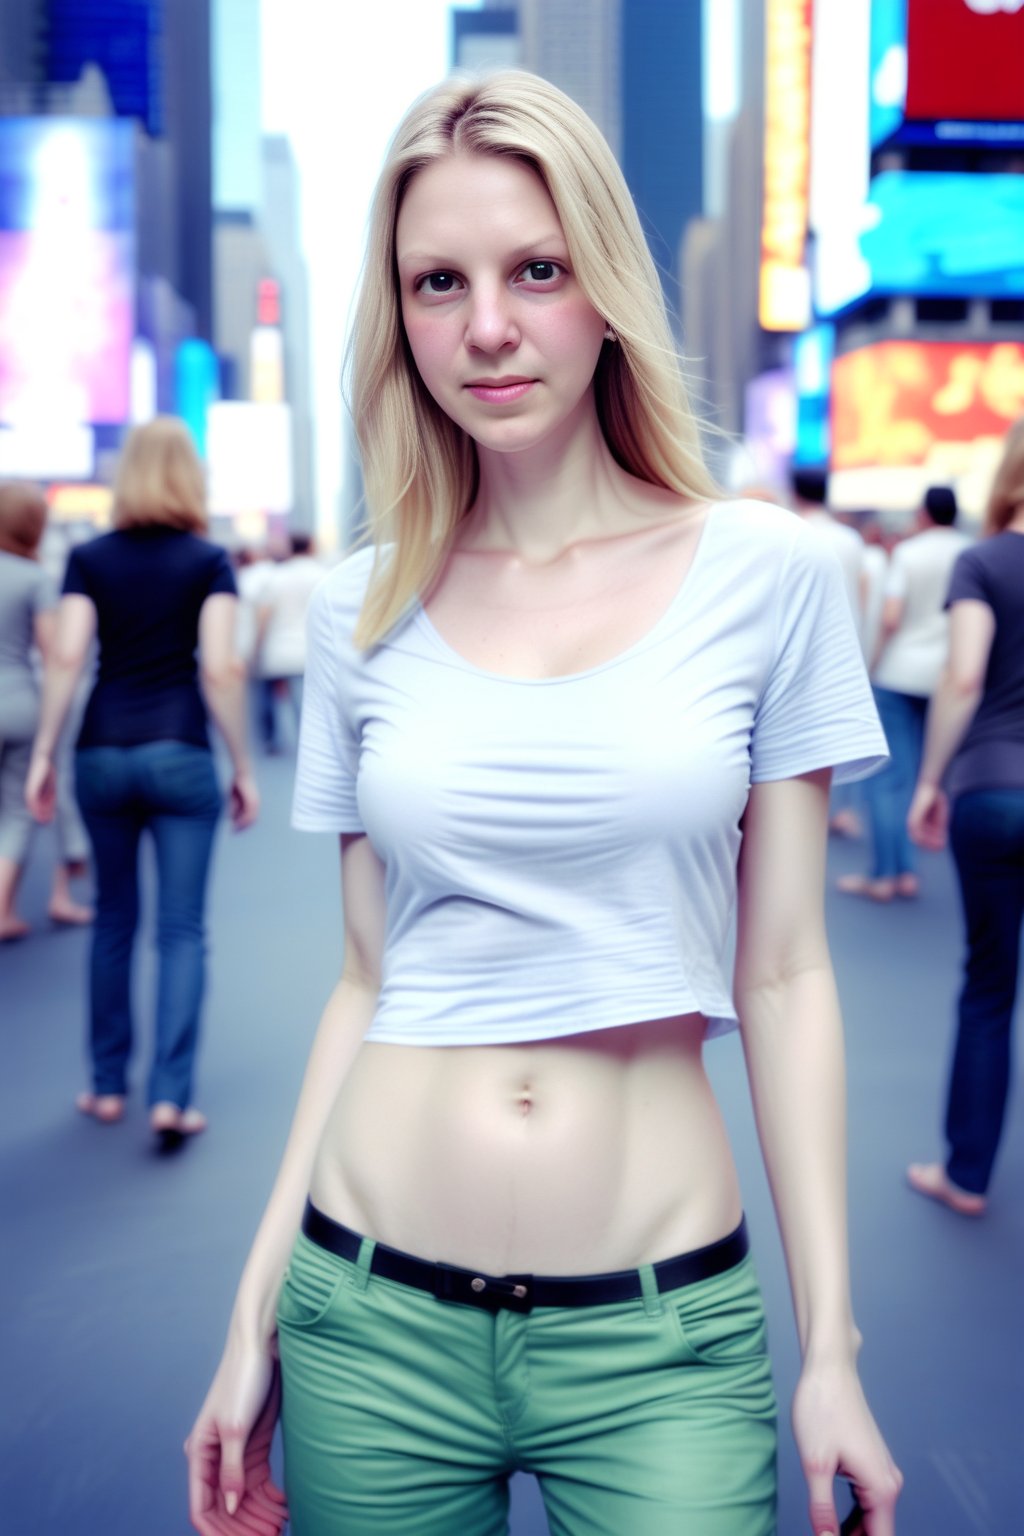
[{"x1": 515, "y1": 1082, "x2": 534, "y2": 1117}]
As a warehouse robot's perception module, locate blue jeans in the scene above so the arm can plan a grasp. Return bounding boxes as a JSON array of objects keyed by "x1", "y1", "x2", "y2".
[
  {"x1": 945, "y1": 789, "x2": 1024, "y2": 1194},
  {"x1": 864, "y1": 687, "x2": 927, "y2": 879},
  {"x1": 75, "y1": 741, "x2": 222, "y2": 1108}
]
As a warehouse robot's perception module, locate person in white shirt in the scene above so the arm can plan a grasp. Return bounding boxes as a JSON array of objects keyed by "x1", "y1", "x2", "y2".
[
  {"x1": 186, "y1": 71, "x2": 900, "y2": 1536},
  {"x1": 838, "y1": 486, "x2": 971, "y2": 902},
  {"x1": 790, "y1": 469, "x2": 869, "y2": 839},
  {"x1": 253, "y1": 533, "x2": 323, "y2": 753}
]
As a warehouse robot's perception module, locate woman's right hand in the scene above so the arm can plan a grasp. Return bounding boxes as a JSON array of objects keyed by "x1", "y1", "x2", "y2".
[
  {"x1": 186, "y1": 1336, "x2": 288, "y2": 1535},
  {"x1": 24, "y1": 750, "x2": 57, "y2": 823},
  {"x1": 229, "y1": 770, "x2": 260, "y2": 831}
]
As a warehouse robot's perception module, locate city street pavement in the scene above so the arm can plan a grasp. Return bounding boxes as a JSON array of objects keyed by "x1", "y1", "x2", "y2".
[{"x1": 2, "y1": 756, "x2": 1021, "y2": 1536}]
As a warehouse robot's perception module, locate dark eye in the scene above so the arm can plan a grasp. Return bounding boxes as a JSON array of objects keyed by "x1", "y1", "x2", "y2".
[
  {"x1": 419, "y1": 272, "x2": 461, "y2": 295},
  {"x1": 521, "y1": 261, "x2": 561, "y2": 284}
]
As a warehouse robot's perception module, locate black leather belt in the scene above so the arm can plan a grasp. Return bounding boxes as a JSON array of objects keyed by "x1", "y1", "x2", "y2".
[{"x1": 302, "y1": 1200, "x2": 748, "y2": 1314}]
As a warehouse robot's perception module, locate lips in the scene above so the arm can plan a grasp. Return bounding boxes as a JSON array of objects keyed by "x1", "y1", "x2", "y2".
[{"x1": 464, "y1": 378, "x2": 537, "y2": 403}]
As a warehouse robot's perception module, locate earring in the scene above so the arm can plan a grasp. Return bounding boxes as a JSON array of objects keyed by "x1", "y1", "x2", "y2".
[{"x1": 604, "y1": 325, "x2": 617, "y2": 342}]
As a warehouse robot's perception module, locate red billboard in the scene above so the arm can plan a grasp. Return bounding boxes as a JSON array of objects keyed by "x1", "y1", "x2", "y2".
[
  {"x1": 906, "y1": 0, "x2": 1024, "y2": 123},
  {"x1": 832, "y1": 341, "x2": 1024, "y2": 470}
]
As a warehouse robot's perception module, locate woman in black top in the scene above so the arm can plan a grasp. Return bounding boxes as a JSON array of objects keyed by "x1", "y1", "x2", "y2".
[
  {"x1": 907, "y1": 416, "x2": 1024, "y2": 1214},
  {"x1": 26, "y1": 418, "x2": 259, "y2": 1140}
]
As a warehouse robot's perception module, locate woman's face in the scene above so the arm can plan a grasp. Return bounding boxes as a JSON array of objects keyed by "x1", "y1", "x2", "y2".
[{"x1": 395, "y1": 153, "x2": 608, "y2": 458}]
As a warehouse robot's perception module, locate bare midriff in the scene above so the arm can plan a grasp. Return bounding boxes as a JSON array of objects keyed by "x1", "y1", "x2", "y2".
[{"x1": 308, "y1": 1013, "x2": 743, "y2": 1276}]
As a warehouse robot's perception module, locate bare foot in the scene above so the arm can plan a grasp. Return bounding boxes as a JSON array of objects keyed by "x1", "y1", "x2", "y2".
[
  {"x1": 48, "y1": 899, "x2": 94, "y2": 926},
  {"x1": 76, "y1": 1091, "x2": 126, "y2": 1124},
  {"x1": 907, "y1": 1162, "x2": 986, "y2": 1216},
  {"x1": 895, "y1": 874, "x2": 920, "y2": 899},
  {"x1": 150, "y1": 1101, "x2": 207, "y2": 1145},
  {"x1": 835, "y1": 873, "x2": 896, "y2": 903},
  {"x1": 829, "y1": 809, "x2": 864, "y2": 841},
  {"x1": 0, "y1": 914, "x2": 31, "y2": 941}
]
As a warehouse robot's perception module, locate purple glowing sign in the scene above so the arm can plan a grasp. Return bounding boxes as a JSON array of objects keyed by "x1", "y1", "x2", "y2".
[{"x1": 0, "y1": 118, "x2": 134, "y2": 427}]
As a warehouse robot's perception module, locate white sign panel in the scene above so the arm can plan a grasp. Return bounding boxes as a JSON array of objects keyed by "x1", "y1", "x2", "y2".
[{"x1": 206, "y1": 401, "x2": 293, "y2": 516}]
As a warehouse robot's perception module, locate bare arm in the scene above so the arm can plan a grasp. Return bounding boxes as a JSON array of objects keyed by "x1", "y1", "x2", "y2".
[
  {"x1": 187, "y1": 832, "x2": 386, "y2": 1531},
  {"x1": 33, "y1": 606, "x2": 57, "y2": 662},
  {"x1": 907, "y1": 598, "x2": 995, "y2": 851},
  {"x1": 735, "y1": 770, "x2": 901, "y2": 1536},
  {"x1": 25, "y1": 594, "x2": 96, "y2": 822},
  {"x1": 869, "y1": 595, "x2": 903, "y2": 674},
  {"x1": 198, "y1": 594, "x2": 259, "y2": 830}
]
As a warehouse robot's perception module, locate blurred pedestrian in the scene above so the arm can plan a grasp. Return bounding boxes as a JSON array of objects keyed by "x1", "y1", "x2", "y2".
[
  {"x1": 0, "y1": 481, "x2": 57, "y2": 939},
  {"x1": 252, "y1": 532, "x2": 322, "y2": 753},
  {"x1": 907, "y1": 423, "x2": 1024, "y2": 1215},
  {"x1": 25, "y1": 418, "x2": 259, "y2": 1138},
  {"x1": 789, "y1": 467, "x2": 868, "y2": 839},
  {"x1": 838, "y1": 485, "x2": 970, "y2": 902},
  {"x1": 187, "y1": 72, "x2": 899, "y2": 1536}
]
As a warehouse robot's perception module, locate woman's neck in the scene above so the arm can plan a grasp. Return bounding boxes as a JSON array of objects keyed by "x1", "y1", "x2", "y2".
[{"x1": 460, "y1": 401, "x2": 667, "y2": 563}]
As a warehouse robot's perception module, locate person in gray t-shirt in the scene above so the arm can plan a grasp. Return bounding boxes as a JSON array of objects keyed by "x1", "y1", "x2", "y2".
[{"x1": 0, "y1": 482, "x2": 56, "y2": 938}]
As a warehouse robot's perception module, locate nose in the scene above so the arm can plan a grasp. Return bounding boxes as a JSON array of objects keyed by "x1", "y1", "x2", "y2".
[{"x1": 464, "y1": 282, "x2": 519, "y2": 354}]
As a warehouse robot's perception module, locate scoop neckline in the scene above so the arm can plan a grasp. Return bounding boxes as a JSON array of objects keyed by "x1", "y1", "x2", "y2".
[{"x1": 413, "y1": 502, "x2": 722, "y2": 686}]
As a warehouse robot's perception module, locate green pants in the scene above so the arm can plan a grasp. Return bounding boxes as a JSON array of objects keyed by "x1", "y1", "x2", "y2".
[{"x1": 277, "y1": 1223, "x2": 777, "y2": 1535}]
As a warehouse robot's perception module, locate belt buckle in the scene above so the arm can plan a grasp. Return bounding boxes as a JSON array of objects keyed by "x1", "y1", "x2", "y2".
[{"x1": 434, "y1": 1264, "x2": 534, "y2": 1312}]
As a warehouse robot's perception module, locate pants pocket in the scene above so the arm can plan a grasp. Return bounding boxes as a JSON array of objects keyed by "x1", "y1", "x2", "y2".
[
  {"x1": 667, "y1": 1259, "x2": 770, "y2": 1368},
  {"x1": 277, "y1": 1236, "x2": 347, "y2": 1332}
]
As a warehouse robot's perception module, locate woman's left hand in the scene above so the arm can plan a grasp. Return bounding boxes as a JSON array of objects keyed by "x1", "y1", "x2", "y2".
[
  {"x1": 907, "y1": 781, "x2": 948, "y2": 851},
  {"x1": 792, "y1": 1360, "x2": 902, "y2": 1536}
]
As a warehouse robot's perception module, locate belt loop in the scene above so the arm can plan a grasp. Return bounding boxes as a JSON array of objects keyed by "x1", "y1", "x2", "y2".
[
  {"x1": 350, "y1": 1236, "x2": 375, "y2": 1293},
  {"x1": 638, "y1": 1263, "x2": 662, "y2": 1317}
]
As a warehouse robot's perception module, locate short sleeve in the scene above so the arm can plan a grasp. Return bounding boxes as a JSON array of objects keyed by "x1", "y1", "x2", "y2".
[
  {"x1": 291, "y1": 581, "x2": 365, "y2": 832},
  {"x1": 751, "y1": 528, "x2": 889, "y2": 785},
  {"x1": 207, "y1": 545, "x2": 237, "y2": 597},
  {"x1": 945, "y1": 547, "x2": 988, "y2": 610},
  {"x1": 62, "y1": 545, "x2": 91, "y2": 598}
]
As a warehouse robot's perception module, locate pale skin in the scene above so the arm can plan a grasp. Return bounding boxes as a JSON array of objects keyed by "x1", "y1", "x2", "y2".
[{"x1": 186, "y1": 152, "x2": 901, "y2": 1536}]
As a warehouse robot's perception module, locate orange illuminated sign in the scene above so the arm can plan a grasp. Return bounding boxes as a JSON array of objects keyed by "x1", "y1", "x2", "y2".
[
  {"x1": 832, "y1": 341, "x2": 1024, "y2": 469},
  {"x1": 759, "y1": 0, "x2": 813, "y2": 331},
  {"x1": 46, "y1": 483, "x2": 113, "y2": 524}
]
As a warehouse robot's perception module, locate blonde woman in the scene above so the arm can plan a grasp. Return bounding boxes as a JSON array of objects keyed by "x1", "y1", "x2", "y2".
[
  {"x1": 907, "y1": 417, "x2": 1024, "y2": 1215},
  {"x1": 26, "y1": 419, "x2": 259, "y2": 1138},
  {"x1": 187, "y1": 75, "x2": 900, "y2": 1536}
]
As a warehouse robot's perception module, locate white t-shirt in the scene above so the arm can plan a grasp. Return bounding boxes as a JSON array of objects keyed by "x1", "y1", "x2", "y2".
[
  {"x1": 235, "y1": 558, "x2": 273, "y2": 666},
  {"x1": 873, "y1": 527, "x2": 972, "y2": 696},
  {"x1": 292, "y1": 501, "x2": 887, "y2": 1047},
  {"x1": 859, "y1": 545, "x2": 889, "y2": 665},
  {"x1": 800, "y1": 511, "x2": 865, "y2": 636},
  {"x1": 257, "y1": 555, "x2": 324, "y2": 678}
]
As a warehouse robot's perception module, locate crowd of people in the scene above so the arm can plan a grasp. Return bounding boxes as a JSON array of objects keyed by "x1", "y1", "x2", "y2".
[{"x1": 1, "y1": 73, "x2": 1021, "y2": 1536}]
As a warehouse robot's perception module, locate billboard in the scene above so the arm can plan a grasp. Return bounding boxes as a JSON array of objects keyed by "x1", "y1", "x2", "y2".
[
  {"x1": 794, "y1": 325, "x2": 835, "y2": 466},
  {"x1": 759, "y1": 0, "x2": 813, "y2": 331},
  {"x1": 815, "y1": 171, "x2": 1024, "y2": 315},
  {"x1": 831, "y1": 339, "x2": 1024, "y2": 514},
  {"x1": 832, "y1": 340, "x2": 1024, "y2": 468},
  {"x1": 871, "y1": 0, "x2": 1024, "y2": 147},
  {"x1": 0, "y1": 119, "x2": 135, "y2": 429}
]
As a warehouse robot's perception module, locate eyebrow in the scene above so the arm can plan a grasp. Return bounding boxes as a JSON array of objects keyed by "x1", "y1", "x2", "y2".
[{"x1": 396, "y1": 236, "x2": 569, "y2": 270}]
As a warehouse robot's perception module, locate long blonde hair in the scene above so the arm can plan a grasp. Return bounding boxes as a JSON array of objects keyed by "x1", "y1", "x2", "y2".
[
  {"x1": 350, "y1": 70, "x2": 719, "y2": 649},
  {"x1": 113, "y1": 417, "x2": 208, "y2": 534},
  {"x1": 985, "y1": 416, "x2": 1024, "y2": 536}
]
